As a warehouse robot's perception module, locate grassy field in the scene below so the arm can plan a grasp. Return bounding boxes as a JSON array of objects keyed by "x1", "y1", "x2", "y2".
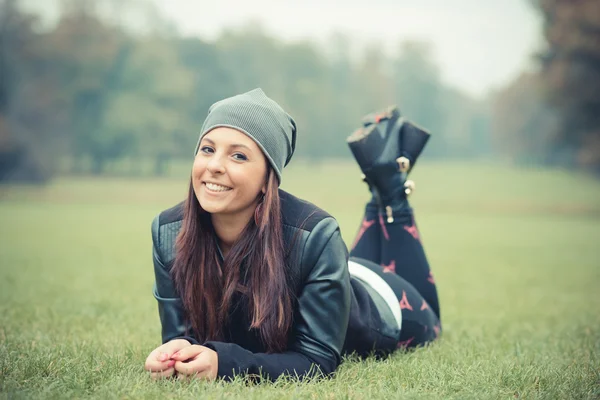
[{"x1": 0, "y1": 161, "x2": 599, "y2": 399}]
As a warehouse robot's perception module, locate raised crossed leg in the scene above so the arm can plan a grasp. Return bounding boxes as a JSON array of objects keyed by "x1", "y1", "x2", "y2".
[{"x1": 349, "y1": 203, "x2": 441, "y2": 348}]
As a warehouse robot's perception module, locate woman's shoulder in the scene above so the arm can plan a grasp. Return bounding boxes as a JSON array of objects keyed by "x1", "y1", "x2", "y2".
[
  {"x1": 151, "y1": 201, "x2": 184, "y2": 262},
  {"x1": 279, "y1": 190, "x2": 347, "y2": 286},
  {"x1": 279, "y1": 189, "x2": 338, "y2": 233},
  {"x1": 153, "y1": 201, "x2": 185, "y2": 226}
]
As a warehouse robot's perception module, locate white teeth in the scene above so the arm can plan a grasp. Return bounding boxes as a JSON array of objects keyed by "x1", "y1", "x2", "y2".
[{"x1": 205, "y1": 182, "x2": 232, "y2": 192}]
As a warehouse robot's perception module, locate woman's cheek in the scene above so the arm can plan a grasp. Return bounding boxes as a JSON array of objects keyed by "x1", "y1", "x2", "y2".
[{"x1": 191, "y1": 158, "x2": 205, "y2": 177}]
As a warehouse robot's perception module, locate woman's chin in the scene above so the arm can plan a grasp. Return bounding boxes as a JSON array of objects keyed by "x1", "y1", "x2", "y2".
[{"x1": 199, "y1": 201, "x2": 224, "y2": 214}]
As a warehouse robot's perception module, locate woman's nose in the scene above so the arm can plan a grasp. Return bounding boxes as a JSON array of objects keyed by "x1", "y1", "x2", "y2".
[{"x1": 206, "y1": 153, "x2": 225, "y2": 174}]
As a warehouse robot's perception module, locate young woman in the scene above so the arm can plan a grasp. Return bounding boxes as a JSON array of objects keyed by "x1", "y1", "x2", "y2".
[{"x1": 144, "y1": 88, "x2": 441, "y2": 381}]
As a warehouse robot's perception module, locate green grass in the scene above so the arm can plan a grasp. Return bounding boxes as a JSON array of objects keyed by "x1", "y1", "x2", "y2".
[{"x1": 1, "y1": 161, "x2": 599, "y2": 399}]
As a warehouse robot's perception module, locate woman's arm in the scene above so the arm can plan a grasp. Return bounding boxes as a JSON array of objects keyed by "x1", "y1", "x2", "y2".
[
  {"x1": 203, "y1": 217, "x2": 352, "y2": 381},
  {"x1": 151, "y1": 216, "x2": 198, "y2": 345}
]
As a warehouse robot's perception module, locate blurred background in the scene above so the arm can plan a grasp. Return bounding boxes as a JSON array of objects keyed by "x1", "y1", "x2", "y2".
[{"x1": 1, "y1": 0, "x2": 599, "y2": 181}]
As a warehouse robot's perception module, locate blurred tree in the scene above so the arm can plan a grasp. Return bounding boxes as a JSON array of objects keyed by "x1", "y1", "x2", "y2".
[
  {"x1": 392, "y1": 41, "x2": 447, "y2": 158},
  {"x1": 491, "y1": 72, "x2": 559, "y2": 165},
  {"x1": 176, "y1": 36, "x2": 236, "y2": 152},
  {"x1": 44, "y1": 2, "x2": 130, "y2": 174},
  {"x1": 279, "y1": 40, "x2": 334, "y2": 161},
  {"x1": 113, "y1": 36, "x2": 194, "y2": 175},
  {"x1": 355, "y1": 44, "x2": 394, "y2": 114},
  {"x1": 45, "y1": 0, "x2": 193, "y2": 175},
  {"x1": 439, "y1": 87, "x2": 491, "y2": 158},
  {"x1": 327, "y1": 33, "x2": 363, "y2": 150},
  {"x1": 1, "y1": 2, "x2": 493, "y2": 181},
  {"x1": 533, "y1": 0, "x2": 600, "y2": 172},
  {"x1": 215, "y1": 22, "x2": 283, "y2": 95},
  {"x1": 0, "y1": 0, "x2": 66, "y2": 182}
]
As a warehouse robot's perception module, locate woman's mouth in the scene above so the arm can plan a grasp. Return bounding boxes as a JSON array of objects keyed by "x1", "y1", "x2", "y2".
[{"x1": 204, "y1": 182, "x2": 233, "y2": 193}]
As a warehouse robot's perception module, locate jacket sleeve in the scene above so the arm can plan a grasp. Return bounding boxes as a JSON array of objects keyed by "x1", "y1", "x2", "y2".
[
  {"x1": 203, "y1": 217, "x2": 351, "y2": 381},
  {"x1": 151, "y1": 216, "x2": 198, "y2": 345}
]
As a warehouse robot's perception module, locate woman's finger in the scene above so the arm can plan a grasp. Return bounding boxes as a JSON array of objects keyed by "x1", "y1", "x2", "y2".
[
  {"x1": 173, "y1": 347, "x2": 218, "y2": 380},
  {"x1": 173, "y1": 358, "x2": 209, "y2": 376},
  {"x1": 154, "y1": 339, "x2": 192, "y2": 361},
  {"x1": 145, "y1": 346, "x2": 171, "y2": 367},
  {"x1": 145, "y1": 357, "x2": 175, "y2": 373},
  {"x1": 170, "y1": 344, "x2": 205, "y2": 361},
  {"x1": 145, "y1": 339, "x2": 193, "y2": 372},
  {"x1": 162, "y1": 339, "x2": 192, "y2": 357}
]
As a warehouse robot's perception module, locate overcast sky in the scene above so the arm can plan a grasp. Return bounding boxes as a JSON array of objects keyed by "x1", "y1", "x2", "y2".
[{"x1": 22, "y1": 0, "x2": 544, "y2": 98}]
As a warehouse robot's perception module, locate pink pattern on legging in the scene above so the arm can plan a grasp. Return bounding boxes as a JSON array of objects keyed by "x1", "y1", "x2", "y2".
[
  {"x1": 351, "y1": 218, "x2": 375, "y2": 249},
  {"x1": 378, "y1": 214, "x2": 390, "y2": 240},
  {"x1": 382, "y1": 260, "x2": 396, "y2": 274},
  {"x1": 427, "y1": 271, "x2": 435, "y2": 284},
  {"x1": 420, "y1": 299, "x2": 429, "y2": 311},
  {"x1": 399, "y1": 290, "x2": 413, "y2": 311},
  {"x1": 397, "y1": 336, "x2": 414, "y2": 348},
  {"x1": 403, "y1": 216, "x2": 420, "y2": 242}
]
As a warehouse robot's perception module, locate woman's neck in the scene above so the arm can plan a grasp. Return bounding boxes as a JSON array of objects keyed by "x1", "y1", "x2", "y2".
[{"x1": 210, "y1": 207, "x2": 255, "y2": 258}]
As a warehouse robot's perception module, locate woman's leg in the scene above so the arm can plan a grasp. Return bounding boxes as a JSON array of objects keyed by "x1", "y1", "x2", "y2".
[
  {"x1": 350, "y1": 256, "x2": 440, "y2": 348},
  {"x1": 380, "y1": 208, "x2": 440, "y2": 320},
  {"x1": 349, "y1": 202, "x2": 381, "y2": 265},
  {"x1": 346, "y1": 108, "x2": 441, "y2": 348},
  {"x1": 348, "y1": 194, "x2": 442, "y2": 348}
]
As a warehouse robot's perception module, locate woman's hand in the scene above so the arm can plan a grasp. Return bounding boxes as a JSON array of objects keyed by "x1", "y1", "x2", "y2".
[
  {"x1": 171, "y1": 345, "x2": 219, "y2": 381},
  {"x1": 145, "y1": 339, "x2": 192, "y2": 379}
]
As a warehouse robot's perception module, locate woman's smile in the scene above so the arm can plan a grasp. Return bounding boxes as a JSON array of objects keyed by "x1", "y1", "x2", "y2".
[{"x1": 203, "y1": 181, "x2": 233, "y2": 193}]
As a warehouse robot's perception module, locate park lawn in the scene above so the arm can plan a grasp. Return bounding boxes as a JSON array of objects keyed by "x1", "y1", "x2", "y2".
[{"x1": 0, "y1": 161, "x2": 599, "y2": 399}]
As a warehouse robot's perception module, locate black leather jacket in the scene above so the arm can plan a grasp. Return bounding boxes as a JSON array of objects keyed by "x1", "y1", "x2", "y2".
[{"x1": 151, "y1": 189, "x2": 398, "y2": 381}]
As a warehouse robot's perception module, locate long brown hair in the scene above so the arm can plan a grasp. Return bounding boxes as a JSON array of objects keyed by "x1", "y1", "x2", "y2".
[{"x1": 171, "y1": 168, "x2": 293, "y2": 352}]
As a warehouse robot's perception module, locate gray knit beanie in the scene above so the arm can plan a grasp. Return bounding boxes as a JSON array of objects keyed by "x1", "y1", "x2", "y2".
[{"x1": 195, "y1": 88, "x2": 297, "y2": 184}]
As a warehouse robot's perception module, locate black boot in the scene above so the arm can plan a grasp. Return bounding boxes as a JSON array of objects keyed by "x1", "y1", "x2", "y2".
[{"x1": 347, "y1": 106, "x2": 430, "y2": 222}]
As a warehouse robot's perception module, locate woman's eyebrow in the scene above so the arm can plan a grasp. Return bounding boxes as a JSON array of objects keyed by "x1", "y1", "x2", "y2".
[
  {"x1": 202, "y1": 138, "x2": 252, "y2": 152},
  {"x1": 230, "y1": 144, "x2": 252, "y2": 151}
]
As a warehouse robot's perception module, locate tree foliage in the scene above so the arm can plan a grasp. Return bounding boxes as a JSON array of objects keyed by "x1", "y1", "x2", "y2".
[
  {"x1": 8, "y1": 0, "x2": 598, "y2": 181},
  {"x1": 534, "y1": 0, "x2": 600, "y2": 171}
]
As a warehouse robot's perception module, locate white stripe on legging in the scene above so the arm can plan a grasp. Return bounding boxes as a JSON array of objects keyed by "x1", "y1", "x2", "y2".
[{"x1": 348, "y1": 260, "x2": 402, "y2": 331}]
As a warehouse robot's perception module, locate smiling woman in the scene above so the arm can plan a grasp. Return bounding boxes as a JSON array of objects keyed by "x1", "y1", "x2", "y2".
[
  {"x1": 144, "y1": 88, "x2": 442, "y2": 382},
  {"x1": 193, "y1": 129, "x2": 269, "y2": 251}
]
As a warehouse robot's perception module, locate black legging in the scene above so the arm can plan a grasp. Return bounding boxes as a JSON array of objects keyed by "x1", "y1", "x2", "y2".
[{"x1": 349, "y1": 203, "x2": 441, "y2": 348}]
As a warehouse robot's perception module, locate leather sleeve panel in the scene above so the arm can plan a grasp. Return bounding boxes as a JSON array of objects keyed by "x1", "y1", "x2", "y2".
[{"x1": 151, "y1": 215, "x2": 193, "y2": 344}]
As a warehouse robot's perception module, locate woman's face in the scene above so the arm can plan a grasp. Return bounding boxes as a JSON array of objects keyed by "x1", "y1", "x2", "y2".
[{"x1": 192, "y1": 127, "x2": 268, "y2": 217}]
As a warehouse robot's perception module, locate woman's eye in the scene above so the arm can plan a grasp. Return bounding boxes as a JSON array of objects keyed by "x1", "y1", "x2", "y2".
[
  {"x1": 200, "y1": 146, "x2": 214, "y2": 154},
  {"x1": 232, "y1": 153, "x2": 248, "y2": 161}
]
